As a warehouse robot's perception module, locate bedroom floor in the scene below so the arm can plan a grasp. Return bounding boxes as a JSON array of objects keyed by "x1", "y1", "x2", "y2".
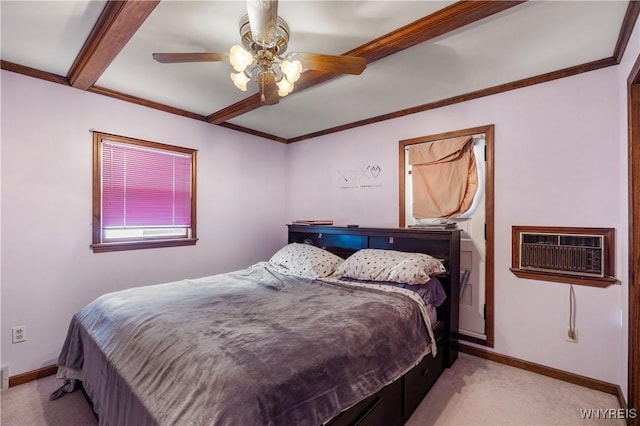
[
  {"x1": 406, "y1": 353, "x2": 625, "y2": 426},
  {"x1": 0, "y1": 353, "x2": 625, "y2": 426}
]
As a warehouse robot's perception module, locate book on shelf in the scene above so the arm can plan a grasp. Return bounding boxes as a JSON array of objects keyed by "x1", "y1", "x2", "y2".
[{"x1": 291, "y1": 220, "x2": 334, "y2": 225}]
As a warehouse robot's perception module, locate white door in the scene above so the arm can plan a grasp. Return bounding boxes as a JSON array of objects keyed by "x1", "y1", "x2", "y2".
[{"x1": 459, "y1": 237, "x2": 485, "y2": 337}]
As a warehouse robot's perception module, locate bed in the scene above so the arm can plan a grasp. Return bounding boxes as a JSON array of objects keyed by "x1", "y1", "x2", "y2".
[{"x1": 54, "y1": 225, "x2": 460, "y2": 426}]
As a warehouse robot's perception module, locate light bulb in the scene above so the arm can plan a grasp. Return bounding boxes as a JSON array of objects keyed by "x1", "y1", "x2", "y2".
[
  {"x1": 229, "y1": 44, "x2": 254, "y2": 73},
  {"x1": 230, "y1": 72, "x2": 250, "y2": 91},
  {"x1": 281, "y1": 60, "x2": 302, "y2": 83},
  {"x1": 276, "y1": 78, "x2": 294, "y2": 97}
]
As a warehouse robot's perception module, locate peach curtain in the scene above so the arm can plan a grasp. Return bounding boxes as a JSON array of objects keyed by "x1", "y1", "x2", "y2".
[{"x1": 408, "y1": 135, "x2": 478, "y2": 219}]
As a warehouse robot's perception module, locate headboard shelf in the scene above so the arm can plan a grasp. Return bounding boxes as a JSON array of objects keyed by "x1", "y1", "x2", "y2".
[
  {"x1": 288, "y1": 224, "x2": 461, "y2": 239},
  {"x1": 288, "y1": 224, "x2": 460, "y2": 271}
]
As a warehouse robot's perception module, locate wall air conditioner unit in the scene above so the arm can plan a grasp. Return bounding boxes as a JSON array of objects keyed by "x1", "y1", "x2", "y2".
[
  {"x1": 510, "y1": 226, "x2": 617, "y2": 287},
  {"x1": 519, "y1": 232, "x2": 603, "y2": 277}
]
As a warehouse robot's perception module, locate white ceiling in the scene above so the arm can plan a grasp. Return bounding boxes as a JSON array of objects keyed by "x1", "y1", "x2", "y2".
[{"x1": 0, "y1": 1, "x2": 634, "y2": 141}]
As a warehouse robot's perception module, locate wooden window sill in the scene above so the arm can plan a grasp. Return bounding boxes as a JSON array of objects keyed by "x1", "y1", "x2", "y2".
[
  {"x1": 509, "y1": 267, "x2": 618, "y2": 288},
  {"x1": 92, "y1": 238, "x2": 198, "y2": 253}
]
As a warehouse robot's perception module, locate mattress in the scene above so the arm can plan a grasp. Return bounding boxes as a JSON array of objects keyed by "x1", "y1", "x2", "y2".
[
  {"x1": 320, "y1": 275, "x2": 444, "y2": 335},
  {"x1": 56, "y1": 262, "x2": 437, "y2": 426}
]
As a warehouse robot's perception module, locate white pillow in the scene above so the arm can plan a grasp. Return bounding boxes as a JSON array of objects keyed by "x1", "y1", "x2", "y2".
[
  {"x1": 334, "y1": 249, "x2": 446, "y2": 285},
  {"x1": 269, "y1": 243, "x2": 344, "y2": 279}
]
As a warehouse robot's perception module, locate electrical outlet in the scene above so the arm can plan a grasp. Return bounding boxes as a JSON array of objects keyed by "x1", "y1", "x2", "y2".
[
  {"x1": 12, "y1": 325, "x2": 26, "y2": 343},
  {"x1": 565, "y1": 327, "x2": 578, "y2": 343}
]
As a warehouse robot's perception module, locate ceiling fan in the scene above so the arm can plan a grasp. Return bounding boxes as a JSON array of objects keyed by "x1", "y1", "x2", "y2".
[{"x1": 153, "y1": 0, "x2": 367, "y2": 106}]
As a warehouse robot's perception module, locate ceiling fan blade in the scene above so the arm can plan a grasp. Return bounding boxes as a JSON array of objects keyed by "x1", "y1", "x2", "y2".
[
  {"x1": 246, "y1": 0, "x2": 278, "y2": 48},
  {"x1": 257, "y1": 71, "x2": 279, "y2": 105},
  {"x1": 294, "y1": 53, "x2": 366, "y2": 75},
  {"x1": 152, "y1": 52, "x2": 229, "y2": 63}
]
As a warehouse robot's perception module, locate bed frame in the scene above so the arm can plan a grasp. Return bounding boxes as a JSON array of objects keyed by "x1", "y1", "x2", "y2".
[
  {"x1": 288, "y1": 224, "x2": 460, "y2": 426},
  {"x1": 77, "y1": 225, "x2": 459, "y2": 425}
]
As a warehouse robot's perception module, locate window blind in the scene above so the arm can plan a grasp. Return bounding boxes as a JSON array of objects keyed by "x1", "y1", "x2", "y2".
[{"x1": 102, "y1": 141, "x2": 192, "y2": 228}]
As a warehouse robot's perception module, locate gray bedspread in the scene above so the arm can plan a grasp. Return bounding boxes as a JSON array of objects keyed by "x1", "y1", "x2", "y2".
[{"x1": 56, "y1": 262, "x2": 434, "y2": 426}]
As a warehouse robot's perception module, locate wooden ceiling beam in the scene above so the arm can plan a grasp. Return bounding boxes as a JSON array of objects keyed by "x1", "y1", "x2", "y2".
[
  {"x1": 208, "y1": 0, "x2": 526, "y2": 125},
  {"x1": 613, "y1": 0, "x2": 640, "y2": 64},
  {"x1": 344, "y1": 0, "x2": 526, "y2": 62},
  {"x1": 208, "y1": 94, "x2": 265, "y2": 124},
  {"x1": 68, "y1": 0, "x2": 159, "y2": 90}
]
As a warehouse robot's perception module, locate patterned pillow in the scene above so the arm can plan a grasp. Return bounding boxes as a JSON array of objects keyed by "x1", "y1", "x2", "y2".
[
  {"x1": 334, "y1": 249, "x2": 446, "y2": 285},
  {"x1": 269, "y1": 243, "x2": 344, "y2": 279}
]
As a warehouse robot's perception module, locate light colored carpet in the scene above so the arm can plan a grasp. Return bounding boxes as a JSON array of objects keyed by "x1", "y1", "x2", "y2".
[
  {"x1": 406, "y1": 353, "x2": 625, "y2": 426},
  {"x1": 0, "y1": 353, "x2": 624, "y2": 425},
  {"x1": 0, "y1": 375, "x2": 96, "y2": 426}
]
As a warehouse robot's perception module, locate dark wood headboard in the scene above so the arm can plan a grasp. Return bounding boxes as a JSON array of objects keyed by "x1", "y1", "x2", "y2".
[{"x1": 287, "y1": 224, "x2": 460, "y2": 367}]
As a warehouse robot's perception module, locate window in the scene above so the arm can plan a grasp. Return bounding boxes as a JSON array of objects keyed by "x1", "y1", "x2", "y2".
[
  {"x1": 92, "y1": 132, "x2": 197, "y2": 253},
  {"x1": 405, "y1": 135, "x2": 480, "y2": 220}
]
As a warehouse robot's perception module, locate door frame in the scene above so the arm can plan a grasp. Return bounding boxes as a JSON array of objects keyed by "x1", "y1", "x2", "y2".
[
  {"x1": 627, "y1": 52, "x2": 639, "y2": 425},
  {"x1": 399, "y1": 124, "x2": 495, "y2": 347}
]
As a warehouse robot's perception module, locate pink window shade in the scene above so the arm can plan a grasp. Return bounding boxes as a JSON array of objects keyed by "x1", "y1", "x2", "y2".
[{"x1": 102, "y1": 142, "x2": 192, "y2": 227}]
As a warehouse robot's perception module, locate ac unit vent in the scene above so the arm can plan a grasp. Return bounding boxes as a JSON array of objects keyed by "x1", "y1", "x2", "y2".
[{"x1": 519, "y1": 233, "x2": 604, "y2": 277}]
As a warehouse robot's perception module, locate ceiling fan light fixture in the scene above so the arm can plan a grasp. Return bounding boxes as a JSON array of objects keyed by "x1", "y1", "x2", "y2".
[
  {"x1": 153, "y1": 0, "x2": 367, "y2": 106},
  {"x1": 230, "y1": 71, "x2": 251, "y2": 91},
  {"x1": 276, "y1": 77, "x2": 294, "y2": 96},
  {"x1": 281, "y1": 59, "x2": 302, "y2": 83},
  {"x1": 229, "y1": 44, "x2": 254, "y2": 72}
]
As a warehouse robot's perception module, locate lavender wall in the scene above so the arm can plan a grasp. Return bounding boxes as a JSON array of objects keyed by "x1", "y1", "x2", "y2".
[
  {"x1": 286, "y1": 63, "x2": 627, "y2": 386},
  {"x1": 0, "y1": 71, "x2": 288, "y2": 376}
]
